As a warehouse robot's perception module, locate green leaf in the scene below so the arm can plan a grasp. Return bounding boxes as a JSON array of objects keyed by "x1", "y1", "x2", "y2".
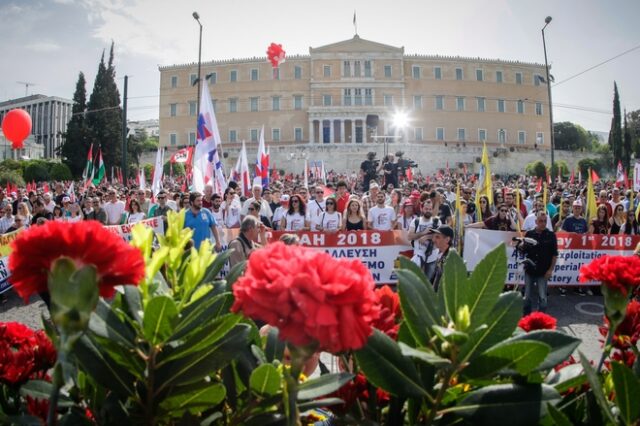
[
  {"x1": 173, "y1": 292, "x2": 233, "y2": 341},
  {"x1": 89, "y1": 299, "x2": 136, "y2": 349},
  {"x1": 398, "y1": 256, "x2": 432, "y2": 286},
  {"x1": 249, "y1": 364, "x2": 282, "y2": 396},
  {"x1": 546, "y1": 403, "x2": 573, "y2": 426},
  {"x1": 466, "y1": 243, "x2": 507, "y2": 325},
  {"x1": 20, "y1": 380, "x2": 73, "y2": 407},
  {"x1": 397, "y1": 269, "x2": 441, "y2": 346},
  {"x1": 200, "y1": 251, "x2": 231, "y2": 285},
  {"x1": 545, "y1": 363, "x2": 586, "y2": 394},
  {"x1": 509, "y1": 330, "x2": 581, "y2": 371},
  {"x1": 463, "y1": 341, "x2": 550, "y2": 378},
  {"x1": 611, "y1": 361, "x2": 640, "y2": 425},
  {"x1": 579, "y1": 351, "x2": 616, "y2": 425},
  {"x1": 160, "y1": 382, "x2": 226, "y2": 416},
  {"x1": 297, "y1": 373, "x2": 354, "y2": 400},
  {"x1": 355, "y1": 329, "x2": 429, "y2": 398},
  {"x1": 459, "y1": 292, "x2": 523, "y2": 362},
  {"x1": 225, "y1": 260, "x2": 246, "y2": 291},
  {"x1": 441, "y1": 250, "x2": 469, "y2": 321},
  {"x1": 445, "y1": 383, "x2": 560, "y2": 426},
  {"x1": 143, "y1": 295, "x2": 178, "y2": 345},
  {"x1": 398, "y1": 343, "x2": 451, "y2": 367},
  {"x1": 297, "y1": 397, "x2": 345, "y2": 411},
  {"x1": 264, "y1": 326, "x2": 285, "y2": 363},
  {"x1": 122, "y1": 285, "x2": 143, "y2": 324}
]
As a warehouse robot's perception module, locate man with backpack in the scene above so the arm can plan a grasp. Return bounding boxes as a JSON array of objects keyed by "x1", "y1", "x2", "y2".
[{"x1": 408, "y1": 199, "x2": 440, "y2": 282}]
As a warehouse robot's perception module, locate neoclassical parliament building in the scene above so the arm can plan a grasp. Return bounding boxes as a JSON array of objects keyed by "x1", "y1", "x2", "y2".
[{"x1": 159, "y1": 35, "x2": 550, "y2": 152}]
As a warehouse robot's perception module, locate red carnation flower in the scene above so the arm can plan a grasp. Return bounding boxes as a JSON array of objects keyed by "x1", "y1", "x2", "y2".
[
  {"x1": 0, "y1": 322, "x2": 56, "y2": 386},
  {"x1": 33, "y1": 330, "x2": 57, "y2": 370},
  {"x1": 372, "y1": 285, "x2": 402, "y2": 340},
  {"x1": 26, "y1": 396, "x2": 49, "y2": 424},
  {"x1": 518, "y1": 312, "x2": 557, "y2": 332},
  {"x1": 232, "y1": 242, "x2": 379, "y2": 353},
  {"x1": 9, "y1": 221, "x2": 145, "y2": 302},
  {"x1": 579, "y1": 255, "x2": 640, "y2": 296},
  {"x1": 599, "y1": 300, "x2": 640, "y2": 350}
]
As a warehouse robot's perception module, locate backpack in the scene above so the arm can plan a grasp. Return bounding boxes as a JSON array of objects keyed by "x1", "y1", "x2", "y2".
[{"x1": 411, "y1": 217, "x2": 439, "y2": 250}]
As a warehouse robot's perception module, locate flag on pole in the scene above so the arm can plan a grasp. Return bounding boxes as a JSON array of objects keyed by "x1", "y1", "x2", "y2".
[
  {"x1": 68, "y1": 181, "x2": 75, "y2": 203},
  {"x1": 591, "y1": 169, "x2": 600, "y2": 184},
  {"x1": 543, "y1": 183, "x2": 548, "y2": 210},
  {"x1": 193, "y1": 78, "x2": 226, "y2": 194},
  {"x1": 139, "y1": 168, "x2": 146, "y2": 190},
  {"x1": 92, "y1": 149, "x2": 105, "y2": 185},
  {"x1": 569, "y1": 169, "x2": 575, "y2": 185},
  {"x1": 82, "y1": 144, "x2": 94, "y2": 183},
  {"x1": 616, "y1": 161, "x2": 625, "y2": 187},
  {"x1": 255, "y1": 126, "x2": 269, "y2": 188},
  {"x1": 476, "y1": 143, "x2": 493, "y2": 205},
  {"x1": 232, "y1": 141, "x2": 251, "y2": 196},
  {"x1": 304, "y1": 159, "x2": 309, "y2": 190},
  {"x1": 454, "y1": 182, "x2": 463, "y2": 252},
  {"x1": 585, "y1": 169, "x2": 598, "y2": 222},
  {"x1": 578, "y1": 170, "x2": 582, "y2": 184},
  {"x1": 151, "y1": 147, "x2": 164, "y2": 196},
  {"x1": 353, "y1": 10, "x2": 357, "y2": 35}
]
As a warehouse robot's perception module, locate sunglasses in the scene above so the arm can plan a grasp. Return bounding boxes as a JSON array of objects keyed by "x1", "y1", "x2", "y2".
[
  {"x1": 316, "y1": 191, "x2": 324, "y2": 194},
  {"x1": 326, "y1": 202, "x2": 335, "y2": 206},
  {"x1": 157, "y1": 196, "x2": 166, "y2": 199},
  {"x1": 292, "y1": 200, "x2": 300, "y2": 203},
  {"x1": 248, "y1": 207, "x2": 256, "y2": 211},
  {"x1": 500, "y1": 209, "x2": 508, "y2": 213}
]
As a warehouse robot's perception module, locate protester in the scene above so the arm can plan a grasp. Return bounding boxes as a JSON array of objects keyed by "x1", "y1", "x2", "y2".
[
  {"x1": 241, "y1": 184, "x2": 272, "y2": 220},
  {"x1": 127, "y1": 199, "x2": 146, "y2": 224},
  {"x1": 5, "y1": 215, "x2": 25, "y2": 233},
  {"x1": 342, "y1": 198, "x2": 366, "y2": 231},
  {"x1": 467, "y1": 203, "x2": 516, "y2": 231},
  {"x1": 609, "y1": 204, "x2": 625, "y2": 234},
  {"x1": 397, "y1": 200, "x2": 417, "y2": 231},
  {"x1": 621, "y1": 209, "x2": 639, "y2": 235},
  {"x1": 307, "y1": 186, "x2": 326, "y2": 231},
  {"x1": 561, "y1": 200, "x2": 588, "y2": 234},
  {"x1": 183, "y1": 192, "x2": 222, "y2": 251},
  {"x1": 408, "y1": 199, "x2": 440, "y2": 280},
  {"x1": 104, "y1": 189, "x2": 126, "y2": 225},
  {"x1": 430, "y1": 225, "x2": 456, "y2": 291},
  {"x1": 221, "y1": 188, "x2": 241, "y2": 228},
  {"x1": 367, "y1": 191, "x2": 396, "y2": 231},
  {"x1": 317, "y1": 197, "x2": 341, "y2": 232},
  {"x1": 0, "y1": 205, "x2": 14, "y2": 233},
  {"x1": 334, "y1": 180, "x2": 351, "y2": 214},
  {"x1": 588, "y1": 204, "x2": 610, "y2": 234},
  {"x1": 228, "y1": 216, "x2": 264, "y2": 268},
  {"x1": 280, "y1": 194, "x2": 307, "y2": 231},
  {"x1": 249, "y1": 200, "x2": 273, "y2": 229}
]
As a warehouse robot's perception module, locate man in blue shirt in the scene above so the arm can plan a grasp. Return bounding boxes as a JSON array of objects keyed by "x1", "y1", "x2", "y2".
[
  {"x1": 184, "y1": 192, "x2": 222, "y2": 251},
  {"x1": 560, "y1": 200, "x2": 588, "y2": 234}
]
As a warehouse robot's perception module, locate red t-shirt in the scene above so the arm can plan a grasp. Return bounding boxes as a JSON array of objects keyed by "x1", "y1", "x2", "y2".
[{"x1": 335, "y1": 192, "x2": 351, "y2": 214}]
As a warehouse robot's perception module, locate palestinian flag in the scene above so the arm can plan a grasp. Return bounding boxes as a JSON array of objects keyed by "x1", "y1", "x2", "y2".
[
  {"x1": 92, "y1": 149, "x2": 105, "y2": 185},
  {"x1": 82, "y1": 144, "x2": 94, "y2": 182}
]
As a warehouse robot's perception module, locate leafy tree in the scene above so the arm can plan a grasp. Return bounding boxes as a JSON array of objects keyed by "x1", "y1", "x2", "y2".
[
  {"x1": 0, "y1": 171, "x2": 25, "y2": 187},
  {"x1": 525, "y1": 160, "x2": 546, "y2": 178},
  {"x1": 628, "y1": 109, "x2": 640, "y2": 159},
  {"x1": 553, "y1": 122, "x2": 592, "y2": 151},
  {"x1": 143, "y1": 164, "x2": 153, "y2": 180},
  {"x1": 555, "y1": 160, "x2": 569, "y2": 178},
  {"x1": 609, "y1": 82, "x2": 623, "y2": 166},
  {"x1": 578, "y1": 158, "x2": 601, "y2": 176},
  {"x1": 23, "y1": 162, "x2": 50, "y2": 182},
  {"x1": 60, "y1": 72, "x2": 90, "y2": 177},
  {"x1": 0, "y1": 159, "x2": 23, "y2": 175},
  {"x1": 50, "y1": 163, "x2": 73, "y2": 181},
  {"x1": 163, "y1": 161, "x2": 185, "y2": 177}
]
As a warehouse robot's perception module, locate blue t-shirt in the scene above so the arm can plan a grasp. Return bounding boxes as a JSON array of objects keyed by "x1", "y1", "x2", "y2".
[
  {"x1": 184, "y1": 208, "x2": 217, "y2": 249},
  {"x1": 561, "y1": 215, "x2": 588, "y2": 234}
]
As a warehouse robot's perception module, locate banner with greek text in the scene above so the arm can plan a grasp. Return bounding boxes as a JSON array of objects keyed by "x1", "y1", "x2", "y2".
[
  {"x1": 104, "y1": 217, "x2": 165, "y2": 241},
  {"x1": 463, "y1": 229, "x2": 640, "y2": 286},
  {"x1": 0, "y1": 257, "x2": 11, "y2": 295}
]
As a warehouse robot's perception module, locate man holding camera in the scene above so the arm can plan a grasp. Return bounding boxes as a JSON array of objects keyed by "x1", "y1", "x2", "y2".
[
  {"x1": 521, "y1": 211, "x2": 558, "y2": 315},
  {"x1": 360, "y1": 152, "x2": 380, "y2": 192},
  {"x1": 383, "y1": 153, "x2": 399, "y2": 189},
  {"x1": 408, "y1": 199, "x2": 440, "y2": 281}
]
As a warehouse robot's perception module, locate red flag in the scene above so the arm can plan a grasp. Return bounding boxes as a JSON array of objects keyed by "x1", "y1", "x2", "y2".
[
  {"x1": 535, "y1": 177, "x2": 542, "y2": 193},
  {"x1": 463, "y1": 163, "x2": 468, "y2": 175},
  {"x1": 591, "y1": 169, "x2": 600, "y2": 184},
  {"x1": 406, "y1": 167, "x2": 413, "y2": 182},
  {"x1": 616, "y1": 161, "x2": 625, "y2": 187},
  {"x1": 545, "y1": 168, "x2": 551, "y2": 185},
  {"x1": 569, "y1": 169, "x2": 575, "y2": 185}
]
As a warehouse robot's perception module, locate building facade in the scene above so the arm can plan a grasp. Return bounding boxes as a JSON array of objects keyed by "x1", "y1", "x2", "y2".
[
  {"x1": 0, "y1": 95, "x2": 73, "y2": 158},
  {"x1": 159, "y1": 35, "x2": 549, "y2": 151}
]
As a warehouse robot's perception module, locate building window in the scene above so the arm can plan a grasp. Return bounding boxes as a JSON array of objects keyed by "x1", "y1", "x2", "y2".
[
  {"x1": 496, "y1": 71, "x2": 503, "y2": 83},
  {"x1": 413, "y1": 95, "x2": 423, "y2": 110},
  {"x1": 436, "y1": 128, "x2": 445, "y2": 141},
  {"x1": 434, "y1": 67, "x2": 442, "y2": 80},
  {"x1": 498, "y1": 129, "x2": 507, "y2": 144},
  {"x1": 456, "y1": 97, "x2": 465, "y2": 112},
  {"x1": 534, "y1": 74, "x2": 542, "y2": 86},
  {"x1": 170, "y1": 103, "x2": 177, "y2": 117},
  {"x1": 354, "y1": 89, "x2": 363, "y2": 106},
  {"x1": 415, "y1": 128, "x2": 423, "y2": 141},
  {"x1": 250, "y1": 129, "x2": 258, "y2": 142},
  {"x1": 294, "y1": 66, "x2": 302, "y2": 79},
  {"x1": 230, "y1": 70, "x2": 237, "y2": 82},
  {"x1": 479, "y1": 129, "x2": 487, "y2": 142},
  {"x1": 384, "y1": 65, "x2": 392, "y2": 78},
  {"x1": 477, "y1": 97, "x2": 486, "y2": 112},
  {"x1": 189, "y1": 101, "x2": 197, "y2": 116},
  {"x1": 323, "y1": 95, "x2": 332, "y2": 106},
  {"x1": 272, "y1": 128, "x2": 280, "y2": 142},
  {"x1": 364, "y1": 89, "x2": 373, "y2": 105},
  {"x1": 190, "y1": 74, "x2": 197, "y2": 86},
  {"x1": 210, "y1": 72, "x2": 217, "y2": 84},
  {"x1": 250, "y1": 97, "x2": 259, "y2": 112},
  {"x1": 212, "y1": 99, "x2": 217, "y2": 112},
  {"x1": 294, "y1": 95, "x2": 303, "y2": 110},
  {"x1": 323, "y1": 65, "x2": 331, "y2": 77},
  {"x1": 294, "y1": 127, "x2": 303, "y2": 142},
  {"x1": 535, "y1": 102, "x2": 543, "y2": 115},
  {"x1": 457, "y1": 128, "x2": 466, "y2": 141},
  {"x1": 170, "y1": 133, "x2": 177, "y2": 146},
  {"x1": 536, "y1": 132, "x2": 544, "y2": 145},
  {"x1": 412, "y1": 66, "x2": 421, "y2": 79},
  {"x1": 229, "y1": 98, "x2": 237, "y2": 113},
  {"x1": 189, "y1": 132, "x2": 196, "y2": 145},
  {"x1": 518, "y1": 131, "x2": 526, "y2": 144},
  {"x1": 435, "y1": 96, "x2": 444, "y2": 111},
  {"x1": 455, "y1": 68, "x2": 463, "y2": 80},
  {"x1": 354, "y1": 60, "x2": 361, "y2": 77},
  {"x1": 517, "y1": 100, "x2": 525, "y2": 114},
  {"x1": 343, "y1": 61, "x2": 351, "y2": 77},
  {"x1": 384, "y1": 95, "x2": 393, "y2": 107},
  {"x1": 497, "y1": 99, "x2": 505, "y2": 113},
  {"x1": 250, "y1": 68, "x2": 259, "y2": 81},
  {"x1": 515, "y1": 72, "x2": 522, "y2": 84},
  {"x1": 171, "y1": 76, "x2": 178, "y2": 88},
  {"x1": 343, "y1": 89, "x2": 352, "y2": 106},
  {"x1": 364, "y1": 60, "x2": 372, "y2": 77},
  {"x1": 476, "y1": 69, "x2": 483, "y2": 81},
  {"x1": 229, "y1": 130, "x2": 237, "y2": 142},
  {"x1": 272, "y1": 96, "x2": 280, "y2": 111}
]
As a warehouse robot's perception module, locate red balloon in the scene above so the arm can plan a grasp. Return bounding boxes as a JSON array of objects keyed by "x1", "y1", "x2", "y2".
[
  {"x1": 1, "y1": 109, "x2": 32, "y2": 149},
  {"x1": 266, "y1": 42, "x2": 286, "y2": 68}
]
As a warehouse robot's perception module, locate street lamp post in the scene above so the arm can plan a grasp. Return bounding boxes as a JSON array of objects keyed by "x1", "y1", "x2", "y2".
[
  {"x1": 193, "y1": 11, "x2": 203, "y2": 146},
  {"x1": 542, "y1": 16, "x2": 555, "y2": 180}
]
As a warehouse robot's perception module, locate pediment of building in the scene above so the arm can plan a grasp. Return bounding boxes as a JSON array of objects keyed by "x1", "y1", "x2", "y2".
[{"x1": 310, "y1": 35, "x2": 403, "y2": 54}]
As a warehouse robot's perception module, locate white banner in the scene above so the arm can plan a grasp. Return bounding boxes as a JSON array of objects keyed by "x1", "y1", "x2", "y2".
[
  {"x1": 463, "y1": 228, "x2": 639, "y2": 286},
  {"x1": 104, "y1": 217, "x2": 165, "y2": 241},
  {"x1": 635, "y1": 161, "x2": 640, "y2": 191}
]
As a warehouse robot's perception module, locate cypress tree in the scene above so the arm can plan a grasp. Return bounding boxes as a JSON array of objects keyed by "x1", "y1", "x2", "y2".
[
  {"x1": 609, "y1": 82, "x2": 623, "y2": 166},
  {"x1": 60, "y1": 72, "x2": 90, "y2": 176}
]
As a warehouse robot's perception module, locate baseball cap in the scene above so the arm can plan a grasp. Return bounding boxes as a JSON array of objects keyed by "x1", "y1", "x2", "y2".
[
  {"x1": 572, "y1": 200, "x2": 582, "y2": 207},
  {"x1": 369, "y1": 182, "x2": 380, "y2": 190},
  {"x1": 280, "y1": 194, "x2": 290, "y2": 202},
  {"x1": 429, "y1": 225, "x2": 454, "y2": 239},
  {"x1": 62, "y1": 196, "x2": 71, "y2": 203}
]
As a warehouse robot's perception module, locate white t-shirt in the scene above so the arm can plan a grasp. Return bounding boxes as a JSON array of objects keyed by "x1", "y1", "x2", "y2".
[
  {"x1": 283, "y1": 212, "x2": 306, "y2": 231},
  {"x1": 319, "y1": 211, "x2": 341, "y2": 231},
  {"x1": 128, "y1": 212, "x2": 145, "y2": 224},
  {"x1": 67, "y1": 215, "x2": 83, "y2": 223},
  {"x1": 272, "y1": 206, "x2": 287, "y2": 230},
  {"x1": 397, "y1": 214, "x2": 417, "y2": 231},
  {"x1": 307, "y1": 199, "x2": 326, "y2": 231},
  {"x1": 0, "y1": 216, "x2": 14, "y2": 233},
  {"x1": 411, "y1": 216, "x2": 440, "y2": 263},
  {"x1": 522, "y1": 212, "x2": 553, "y2": 231},
  {"x1": 241, "y1": 198, "x2": 272, "y2": 219},
  {"x1": 211, "y1": 208, "x2": 224, "y2": 227},
  {"x1": 104, "y1": 201, "x2": 126, "y2": 225},
  {"x1": 44, "y1": 200, "x2": 56, "y2": 213},
  {"x1": 222, "y1": 199, "x2": 241, "y2": 228},
  {"x1": 368, "y1": 205, "x2": 395, "y2": 231}
]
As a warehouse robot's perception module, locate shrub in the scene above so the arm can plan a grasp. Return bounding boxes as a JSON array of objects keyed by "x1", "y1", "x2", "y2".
[
  {"x1": 23, "y1": 162, "x2": 49, "y2": 182},
  {"x1": 0, "y1": 171, "x2": 25, "y2": 187},
  {"x1": 49, "y1": 163, "x2": 72, "y2": 181}
]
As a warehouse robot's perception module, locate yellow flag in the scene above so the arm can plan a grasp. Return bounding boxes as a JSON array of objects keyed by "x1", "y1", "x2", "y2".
[
  {"x1": 455, "y1": 182, "x2": 463, "y2": 252},
  {"x1": 476, "y1": 143, "x2": 493, "y2": 205},
  {"x1": 543, "y1": 183, "x2": 548, "y2": 211},
  {"x1": 585, "y1": 169, "x2": 598, "y2": 222}
]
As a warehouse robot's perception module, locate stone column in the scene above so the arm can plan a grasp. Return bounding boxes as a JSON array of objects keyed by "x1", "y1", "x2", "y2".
[
  {"x1": 340, "y1": 119, "x2": 345, "y2": 143},
  {"x1": 309, "y1": 119, "x2": 315, "y2": 144},
  {"x1": 329, "y1": 119, "x2": 334, "y2": 143},
  {"x1": 352, "y1": 119, "x2": 357, "y2": 144}
]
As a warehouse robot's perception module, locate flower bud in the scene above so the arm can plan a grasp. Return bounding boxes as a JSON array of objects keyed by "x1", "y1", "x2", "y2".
[{"x1": 456, "y1": 305, "x2": 471, "y2": 332}]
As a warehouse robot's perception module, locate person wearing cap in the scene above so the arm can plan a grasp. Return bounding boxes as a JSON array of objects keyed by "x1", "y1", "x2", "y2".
[
  {"x1": 61, "y1": 196, "x2": 72, "y2": 217},
  {"x1": 430, "y1": 225, "x2": 456, "y2": 291},
  {"x1": 397, "y1": 199, "x2": 417, "y2": 231},
  {"x1": 561, "y1": 200, "x2": 588, "y2": 234},
  {"x1": 522, "y1": 211, "x2": 558, "y2": 315}
]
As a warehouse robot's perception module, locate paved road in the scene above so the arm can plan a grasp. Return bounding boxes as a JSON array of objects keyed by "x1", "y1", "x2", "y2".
[{"x1": 0, "y1": 286, "x2": 606, "y2": 363}]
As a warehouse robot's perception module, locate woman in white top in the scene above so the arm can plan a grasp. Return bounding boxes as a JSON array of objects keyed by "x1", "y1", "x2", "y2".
[
  {"x1": 17, "y1": 202, "x2": 32, "y2": 225},
  {"x1": 127, "y1": 199, "x2": 146, "y2": 224},
  {"x1": 67, "y1": 203, "x2": 83, "y2": 223},
  {"x1": 222, "y1": 188, "x2": 241, "y2": 228},
  {"x1": 317, "y1": 198, "x2": 341, "y2": 232},
  {"x1": 280, "y1": 194, "x2": 308, "y2": 231}
]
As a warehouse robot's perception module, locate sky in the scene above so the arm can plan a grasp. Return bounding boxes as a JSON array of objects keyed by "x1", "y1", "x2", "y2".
[{"x1": 1, "y1": 0, "x2": 639, "y2": 133}]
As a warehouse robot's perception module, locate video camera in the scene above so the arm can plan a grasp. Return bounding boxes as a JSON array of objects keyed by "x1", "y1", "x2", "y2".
[
  {"x1": 395, "y1": 151, "x2": 418, "y2": 176},
  {"x1": 512, "y1": 237, "x2": 538, "y2": 272}
]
